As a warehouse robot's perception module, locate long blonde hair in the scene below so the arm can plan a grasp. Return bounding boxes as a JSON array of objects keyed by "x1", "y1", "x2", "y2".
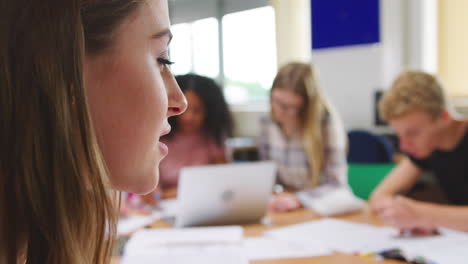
[
  {"x1": 271, "y1": 62, "x2": 332, "y2": 187},
  {"x1": 0, "y1": 0, "x2": 140, "y2": 263}
]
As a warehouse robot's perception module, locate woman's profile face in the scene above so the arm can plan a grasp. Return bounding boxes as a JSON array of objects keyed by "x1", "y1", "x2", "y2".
[{"x1": 84, "y1": 0, "x2": 187, "y2": 194}]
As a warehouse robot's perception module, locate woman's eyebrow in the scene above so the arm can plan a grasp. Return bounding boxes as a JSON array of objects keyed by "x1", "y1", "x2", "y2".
[{"x1": 151, "y1": 28, "x2": 173, "y2": 44}]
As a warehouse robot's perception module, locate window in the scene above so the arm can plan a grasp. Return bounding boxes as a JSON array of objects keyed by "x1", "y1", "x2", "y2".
[
  {"x1": 169, "y1": 5, "x2": 276, "y2": 105},
  {"x1": 193, "y1": 18, "x2": 219, "y2": 78},
  {"x1": 170, "y1": 18, "x2": 219, "y2": 79},
  {"x1": 222, "y1": 7, "x2": 277, "y2": 104},
  {"x1": 170, "y1": 23, "x2": 192, "y2": 75}
]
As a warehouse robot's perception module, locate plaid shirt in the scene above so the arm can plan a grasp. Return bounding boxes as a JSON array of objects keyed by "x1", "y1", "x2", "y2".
[{"x1": 257, "y1": 114, "x2": 347, "y2": 191}]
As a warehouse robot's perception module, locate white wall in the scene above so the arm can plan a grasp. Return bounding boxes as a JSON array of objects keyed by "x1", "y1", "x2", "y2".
[
  {"x1": 438, "y1": 0, "x2": 468, "y2": 119},
  {"x1": 438, "y1": 0, "x2": 468, "y2": 96}
]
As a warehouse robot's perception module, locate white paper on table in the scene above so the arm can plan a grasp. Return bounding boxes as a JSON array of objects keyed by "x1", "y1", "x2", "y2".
[
  {"x1": 117, "y1": 211, "x2": 162, "y2": 236},
  {"x1": 390, "y1": 228, "x2": 468, "y2": 264},
  {"x1": 421, "y1": 245, "x2": 468, "y2": 264},
  {"x1": 121, "y1": 226, "x2": 247, "y2": 264},
  {"x1": 267, "y1": 218, "x2": 468, "y2": 263},
  {"x1": 266, "y1": 218, "x2": 395, "y2": 253},
  {"x1": 121, "y1": 246, "x2": 248, "y2": 264},
  {"x1": 296, "y1": 185, "x2": 366, "y2": 216},
  {"x1": 243, "y1": 237, "x2": 331, "y2": 260},
  {"x1": 123, "y1": 226, "x2": 243, "y2": 254}
]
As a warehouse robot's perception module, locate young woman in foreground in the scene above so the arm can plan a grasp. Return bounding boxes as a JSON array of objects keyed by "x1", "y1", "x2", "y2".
[{"x1": 0, "y1": 0, "x2": 186, "y2": 262}]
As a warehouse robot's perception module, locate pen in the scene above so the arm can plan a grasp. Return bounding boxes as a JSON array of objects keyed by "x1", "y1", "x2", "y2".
[
  {"x1": 410, "y1": 255, "x2": 438, "y2": 264},
  {"x1": 354, "y1": 248, "x2": 406, "y2": 262},
  {"x1": 379, "y1": 248, "x2": 407, "y2": 261},
  {"x1": 357, "y1": 248, "x2": 439, "y2": 264}
]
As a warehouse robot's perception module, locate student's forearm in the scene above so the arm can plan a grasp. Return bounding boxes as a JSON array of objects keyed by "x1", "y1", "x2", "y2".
[
  {"x1": 370, "y1": 186, "x2": 396, "y2": 201},
  {"x1": 369, "y1": 183, "x2": 404, "y2": 206},
  {"x1": 370, "y1": 185, "x2": 411, "y2": 210},
  {"x1": 370, "y1": 158, "x2": 421, "y2": 206},
  {"x1": 419, "y1": 202, "x2": 468, "y2": 232}
]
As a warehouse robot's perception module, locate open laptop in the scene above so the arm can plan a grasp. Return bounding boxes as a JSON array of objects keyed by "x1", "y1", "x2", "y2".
[{"x1": 173, "y1": 161, "x2": 276, "y2": 227}]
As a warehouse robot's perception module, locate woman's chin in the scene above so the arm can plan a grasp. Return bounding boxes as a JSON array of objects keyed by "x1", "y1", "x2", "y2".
[{"x1": 114, "y1": 171, "x2": 159, "y2": 195}]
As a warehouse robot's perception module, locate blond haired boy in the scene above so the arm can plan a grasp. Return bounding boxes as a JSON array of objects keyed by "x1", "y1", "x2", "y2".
[{"x1": 370, "y1": 70, "x2": 468, "y2": 232}]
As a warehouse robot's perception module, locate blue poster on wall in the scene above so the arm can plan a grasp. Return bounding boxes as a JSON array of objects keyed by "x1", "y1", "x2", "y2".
[{"x1": 312, "y1": 0, "x2": 380, "y2": 49}]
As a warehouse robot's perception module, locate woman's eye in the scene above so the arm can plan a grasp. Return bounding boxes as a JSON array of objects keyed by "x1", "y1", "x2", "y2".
[{"x1": 157, "y1": 58, "x2": 175, "y2": 67}]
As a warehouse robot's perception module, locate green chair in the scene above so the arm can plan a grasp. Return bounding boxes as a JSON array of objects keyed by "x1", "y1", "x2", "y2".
[{"x1": 347, "y1": 163, "x2": 395, "y2": 200}]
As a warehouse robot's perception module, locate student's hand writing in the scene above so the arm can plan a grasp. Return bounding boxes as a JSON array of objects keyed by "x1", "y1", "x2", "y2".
[
  {"x1": 269, "y1": 193, "x2": 302, "y2": 212},
  {"x1": 374, "y1": 196, "x2": 434, "y2": 231}
]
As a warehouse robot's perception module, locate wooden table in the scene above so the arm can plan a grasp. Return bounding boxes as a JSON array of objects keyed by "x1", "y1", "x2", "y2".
[{"x1": 113, "y1": 208, "x2": 404, "y2": 264}]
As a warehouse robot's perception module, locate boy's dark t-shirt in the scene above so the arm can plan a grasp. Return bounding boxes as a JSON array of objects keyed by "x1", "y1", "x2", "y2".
[{"x1": 408, "y1": 129, "x2": 468, "y2": 205}]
